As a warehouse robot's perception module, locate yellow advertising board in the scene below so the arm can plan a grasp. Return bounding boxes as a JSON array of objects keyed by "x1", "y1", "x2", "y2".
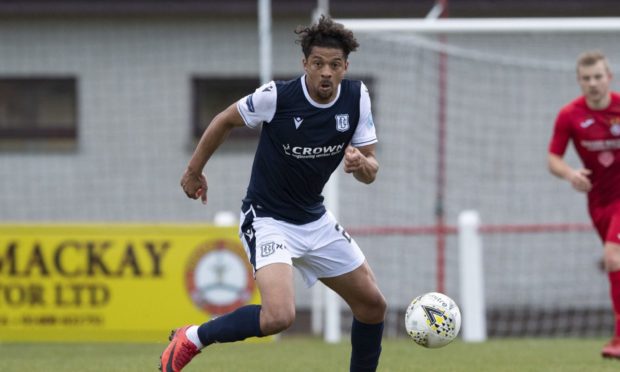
[{"x1": 0, "y1": 224, "x2": 261, "y2": 342}]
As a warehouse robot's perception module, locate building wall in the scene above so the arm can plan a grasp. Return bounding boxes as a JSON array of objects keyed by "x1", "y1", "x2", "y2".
[{"x1": 0, "y1": 16, "x2": 304, "y2": 222}]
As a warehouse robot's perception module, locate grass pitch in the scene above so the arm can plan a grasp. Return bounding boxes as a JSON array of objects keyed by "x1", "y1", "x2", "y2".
[{"x1": 1, "y1": 336, "x2": 619, "y2": 371}]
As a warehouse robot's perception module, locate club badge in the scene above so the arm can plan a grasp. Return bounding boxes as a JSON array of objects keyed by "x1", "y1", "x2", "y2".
[
  {"x1": 598, "y1": 151, "x2": 614, "y2": 167},
  {"x1": 335, "y1": 114, "x2": 350, "y2": 132}
]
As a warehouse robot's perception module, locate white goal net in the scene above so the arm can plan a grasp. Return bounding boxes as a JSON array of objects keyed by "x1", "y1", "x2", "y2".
[{"x1": 336, "y1": 18, "x2": 620, "y2": 338}]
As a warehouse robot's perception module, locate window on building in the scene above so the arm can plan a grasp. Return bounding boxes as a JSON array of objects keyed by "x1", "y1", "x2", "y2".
[
  {"x1": 0, "y1": 77, "x2": 78, "y2": 150},
  {"x1": 192, "y1": 77, "x2": 263, "y2": 140}
]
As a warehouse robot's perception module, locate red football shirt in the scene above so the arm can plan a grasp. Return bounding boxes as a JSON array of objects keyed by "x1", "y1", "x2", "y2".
[{"x1": 548, "y1": 92, "x2": 620, "y2": 208}]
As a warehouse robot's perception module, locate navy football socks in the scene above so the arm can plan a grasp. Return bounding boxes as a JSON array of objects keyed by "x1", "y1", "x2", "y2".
[
  {"x1": 197, "y1": 304, "x2": 264, "y2": 346},
  {"x1": 350, "y1": 317, "x2": 384, "y2": 372}
]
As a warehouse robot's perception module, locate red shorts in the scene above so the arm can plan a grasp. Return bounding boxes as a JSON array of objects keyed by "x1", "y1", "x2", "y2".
[{"x1": 590, "y1": 201, "x2": 620, "y2": 244}]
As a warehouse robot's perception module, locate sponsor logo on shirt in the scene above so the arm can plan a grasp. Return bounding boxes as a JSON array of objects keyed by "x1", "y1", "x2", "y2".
[
  {"x1": 245, "y1": 94, "x2": 255, "y2": 113},
  {"x1": 281, "y1": 142, "x2": 346, "y2": 159},
  {"x1": 580, "y1": 139, "x2": 620, "y2": 151}
]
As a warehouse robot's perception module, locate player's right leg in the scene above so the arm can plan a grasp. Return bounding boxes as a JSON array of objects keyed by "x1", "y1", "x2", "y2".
[
  {"x1": 158, "y1": 263, "x2": 295, "y2": 371},
  {"x1": 159, "y1": 203, "x2": 297, "y2": 371},
  {"x1": 191, "y1": 263, "x2": 295, "y2": 345},
  {"x1": 255, "y1": 263, "x2": 296, "y2": 334}
]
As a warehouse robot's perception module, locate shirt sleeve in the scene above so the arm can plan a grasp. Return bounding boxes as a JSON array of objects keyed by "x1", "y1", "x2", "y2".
[
  {"x1": 548, "y1": 106, "x2": 572, "y2": 156},
  {"x1": 236, "y1": 81, "x2": 277, "y2": 129},
  {"x1": 351, "y1": 82, "x2": 378, "y2": 147}
]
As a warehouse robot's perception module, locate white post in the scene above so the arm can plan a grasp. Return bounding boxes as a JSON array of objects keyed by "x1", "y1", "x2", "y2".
[
  {"x1": 425, "y1": 2, "x2": 444, "y2": 20},
  {"x1": 312, "y1": 0, "x2": 330, "y2": 21},
  {"x1": 458, "y1": 210, "x2": 487, "y2": 342},
  {"x1": 324, "y1": 284, "x2": 341, "y2": 343},
  {"x1": 322, "y1": 171, "x2": 341, "y2": 343},
  {"x1": 311, "y1": 284, "x2": 324, "y2": 335},
  {"x1": 258, "y1": 0, "x2": 272, "y2": 85},
  {"x1": 213, "y1": 211, "x2": 237, "y2": 226},
  {"x1": 309, "y1": 0, "x2": 341, "y2": 344}
]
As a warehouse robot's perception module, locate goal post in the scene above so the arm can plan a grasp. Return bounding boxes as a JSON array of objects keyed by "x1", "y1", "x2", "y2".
[{"x1": 458, "y1": 210, "x2": 486, "y2": 342}]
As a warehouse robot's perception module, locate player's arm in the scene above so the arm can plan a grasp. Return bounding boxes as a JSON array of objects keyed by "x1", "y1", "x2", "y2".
[
  {"x1": 547, "y1": 107, "x2": 592, "y2": 193},
  {"x1": 344, "y1": 144, "x2": 379, "y2": 184},
  {"x1": 181, "y1": 103, "x2": 246, "y2": 203},
  {"x1": 547, "y1": 153, "x2": 592, "y2": 193}
]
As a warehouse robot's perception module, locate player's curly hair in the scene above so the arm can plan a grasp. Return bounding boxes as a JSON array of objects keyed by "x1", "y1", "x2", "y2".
[{"x1": 295, "y1": 15, "x2": 359, "y2": 60}]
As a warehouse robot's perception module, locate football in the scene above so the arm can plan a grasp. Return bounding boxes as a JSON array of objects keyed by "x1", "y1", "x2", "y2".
[{"x1": 405, "y1": 292, "x2": 461, "y2": 348}]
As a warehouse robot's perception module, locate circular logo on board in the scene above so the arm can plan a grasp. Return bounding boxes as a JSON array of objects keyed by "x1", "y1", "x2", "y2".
[
  {"x1": 185, "y1": 240, "x2": 254, "y2": 315},
  {"x1": 611, "y1": 123, "x2": 620, "y2": 136}
]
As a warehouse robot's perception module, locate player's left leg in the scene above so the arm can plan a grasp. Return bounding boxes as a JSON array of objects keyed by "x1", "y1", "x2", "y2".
[
  {"x1": 321, "y1": 261, "x2": 387, "y2": 372},
  {"x1": 602, "y1": 211, "x2": 620, "y2": 359},
  {"x1": 297, "y1": 211, "x2": 386, "y2": 371}
]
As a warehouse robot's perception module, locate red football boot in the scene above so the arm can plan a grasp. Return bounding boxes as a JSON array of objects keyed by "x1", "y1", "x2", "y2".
[
  {"x1": 159, "y1": 325, "x2": 201, "y2": 372},
  {"x1": 602, "y1": 337, "x2": 620, "y2": 359}
]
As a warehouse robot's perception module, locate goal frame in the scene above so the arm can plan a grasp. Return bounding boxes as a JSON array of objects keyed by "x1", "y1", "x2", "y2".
[{"x1": 328, "y1": 16, "x2": 619, "y2": 342}]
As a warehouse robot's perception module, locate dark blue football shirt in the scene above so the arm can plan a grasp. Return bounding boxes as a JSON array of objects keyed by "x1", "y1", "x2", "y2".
[{"x1": 236, "y1": 75, "x2": 377, "y2": 224}]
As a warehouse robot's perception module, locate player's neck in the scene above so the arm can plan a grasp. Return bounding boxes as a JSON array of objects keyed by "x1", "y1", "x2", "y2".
[{"x1": 586, "y1": 93, "x2": 612, "y2": 110}]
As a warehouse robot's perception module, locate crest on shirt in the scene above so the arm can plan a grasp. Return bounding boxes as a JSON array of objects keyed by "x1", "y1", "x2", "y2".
[
  {"x1": 335, "y1": 114, "x2": 350, "y2": 132},
  {"x1": 598, "y1": 151, "x2": 615, "y2": 167}
]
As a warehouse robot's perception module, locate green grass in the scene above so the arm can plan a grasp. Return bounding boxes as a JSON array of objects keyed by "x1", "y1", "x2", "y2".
[{"x1": 1, "y1": 336, "x2": 619, "y2": 371}]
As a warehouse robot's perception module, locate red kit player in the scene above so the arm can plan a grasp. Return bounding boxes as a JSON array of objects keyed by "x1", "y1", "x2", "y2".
[{"x1": 548, "y1": 50, "x2": 620, "y2": 359}]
